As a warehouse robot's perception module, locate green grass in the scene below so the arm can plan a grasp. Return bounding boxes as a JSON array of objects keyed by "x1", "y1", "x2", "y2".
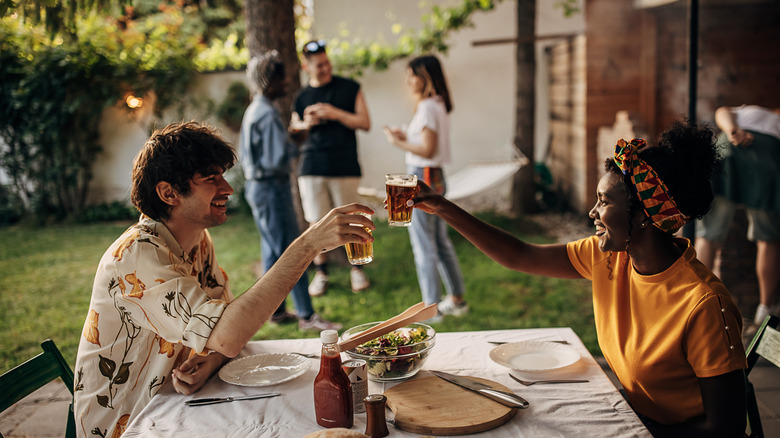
[{"x1": 0, "y1": 211, "x2": 597, "y2": 373}]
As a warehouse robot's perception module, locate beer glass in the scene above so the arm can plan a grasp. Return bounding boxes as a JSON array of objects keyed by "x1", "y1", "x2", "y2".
[
  {"x1": 385, "y1": 174, "x2": 418, "y2": 227},
  {"x1": 345, "y1": 212, "x2": 373, "y2": 265}
]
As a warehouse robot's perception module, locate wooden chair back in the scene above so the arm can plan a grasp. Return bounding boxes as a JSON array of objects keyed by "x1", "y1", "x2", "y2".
[
  {"x1": 745, "y1": 314, "x2": 780, "y2": 438},
  {"x1": 0, "y1": 339, "x2": 76, "y2": 438}
]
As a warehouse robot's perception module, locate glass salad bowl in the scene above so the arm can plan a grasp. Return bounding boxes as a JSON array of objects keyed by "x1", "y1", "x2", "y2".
[{"x1": 341, "y1": 322, "x2": 436, "y2": 382}]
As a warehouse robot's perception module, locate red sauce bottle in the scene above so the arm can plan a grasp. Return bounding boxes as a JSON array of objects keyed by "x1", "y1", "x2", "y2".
[{"x1": 313, "y1": 330, "x2": 353, "y2": 428}]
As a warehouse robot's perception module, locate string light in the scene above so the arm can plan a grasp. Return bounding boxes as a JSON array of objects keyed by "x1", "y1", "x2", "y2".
[{"x1": 125, "y1": 94, "x2": 143, "y2": 109}]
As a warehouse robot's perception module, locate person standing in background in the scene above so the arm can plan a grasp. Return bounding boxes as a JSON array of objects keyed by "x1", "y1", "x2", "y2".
[
  {"x1": 383, "y1": 55, "x2": 468, "y2": 319},
  {"x1": 695, "y1": 105, "x2": 780, "y2": 332},
  {"x1": 240, "y1": 51, "x2": 341, "y2": 331},
  {"x1": 293, "y1": 40, "x2": 372, "y2": 296}
]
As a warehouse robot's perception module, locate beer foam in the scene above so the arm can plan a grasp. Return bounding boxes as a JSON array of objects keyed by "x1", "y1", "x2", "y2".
[{"x1": 387, "y1": 180, "x2": 417, "y2": 187}]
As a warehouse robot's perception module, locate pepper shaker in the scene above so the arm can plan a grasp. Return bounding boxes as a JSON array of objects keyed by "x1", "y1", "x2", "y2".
[{"x1": 363, "y1": 394, "x2": 390, "y2": 438}]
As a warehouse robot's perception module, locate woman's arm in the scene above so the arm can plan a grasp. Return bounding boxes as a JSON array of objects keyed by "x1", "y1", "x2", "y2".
[
  {"x1": 644, "y1": 370, "x2": 746, "y2": 437},
  {"x1": 383, "y1": 126, "x2": 437, "y2": 158},
  {"x1": 411, "y1": 183, "x2": 581, "y2": 279}
]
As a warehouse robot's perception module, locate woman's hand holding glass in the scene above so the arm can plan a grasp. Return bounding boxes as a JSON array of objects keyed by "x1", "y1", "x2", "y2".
[{"x1": 406, "y1": 181, "x2": 447, "y2": 215}]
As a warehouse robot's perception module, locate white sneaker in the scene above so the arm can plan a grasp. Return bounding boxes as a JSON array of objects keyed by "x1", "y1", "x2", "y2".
[
  {"x1": 350, "y1": 268, "x2": 370, "y2": 292},
  {"x1": 299, "y1": 314, "x2": 343, "y2": 331},
  {"x1": 438, "y1": 296, "x2": 469, "y2": 317},
  {"x1": 309, "y1": 272, "x2": 328, "y2": 297},
  {"x1": 424, "y1": 314, "x2": 444, "y2": 324}
]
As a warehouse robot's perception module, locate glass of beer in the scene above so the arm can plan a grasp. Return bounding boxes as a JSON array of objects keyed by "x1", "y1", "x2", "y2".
[
  {"x1": 345, "y1": 212, "x2": 373, "y2": 265},
  {"x1": 385, "y1": 174, "x2": 418, "y2": 227}
]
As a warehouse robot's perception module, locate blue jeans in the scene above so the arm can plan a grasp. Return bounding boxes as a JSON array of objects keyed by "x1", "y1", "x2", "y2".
[
  {"x1": 407, "y1": 166, "x2": 466, "y2": 305},
  {"x1": 245, "y1": 178, "x2": 314, "y2": 319}
]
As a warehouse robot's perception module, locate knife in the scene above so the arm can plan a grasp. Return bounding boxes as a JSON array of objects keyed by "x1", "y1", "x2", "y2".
[
  {"x1": 430, "y1": 370, "x2": 529, "y2": 409},
  {"x1": 488, "y1": 340, "x2": 569, "y2": 345},
  {"x1": 185, "y1": 392, "x2": 281, "y2": 406}
]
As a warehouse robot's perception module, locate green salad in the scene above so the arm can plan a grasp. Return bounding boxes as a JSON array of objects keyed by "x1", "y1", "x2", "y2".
[{"x1": 354, "y1": 327, "x2": 431, "y2": 380}]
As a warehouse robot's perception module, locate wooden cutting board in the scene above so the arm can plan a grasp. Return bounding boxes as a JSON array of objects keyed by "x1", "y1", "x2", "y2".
[{"x1": 383, "y1": 374, "x2": 519, "y2": 435}]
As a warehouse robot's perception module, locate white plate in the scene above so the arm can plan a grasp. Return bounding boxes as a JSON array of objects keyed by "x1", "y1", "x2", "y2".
[
  {"x1": 489, "y1": 341, "x2": 581, "y2": 372},
  {"x1": 219, "y1": 353, "x2": 311, "y2": 387}
]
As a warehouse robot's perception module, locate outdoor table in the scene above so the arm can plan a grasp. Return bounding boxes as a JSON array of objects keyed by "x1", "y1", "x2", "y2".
[{"x1": 122, "y1": 327, "x2": 651, "y2": 437}]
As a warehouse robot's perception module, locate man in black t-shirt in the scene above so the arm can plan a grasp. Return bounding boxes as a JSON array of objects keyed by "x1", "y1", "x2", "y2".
[{"x1": 292, "y1": 40, "x2": 372, "y2": 296}]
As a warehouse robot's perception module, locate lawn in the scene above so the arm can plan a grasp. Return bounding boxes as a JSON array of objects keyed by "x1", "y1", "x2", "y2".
[{"x1": 0, "y1": 210, "x2": 597, "y2": 373}]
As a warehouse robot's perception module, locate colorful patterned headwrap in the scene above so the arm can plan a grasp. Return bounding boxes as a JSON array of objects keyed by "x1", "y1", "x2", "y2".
[{"x1": 613, "y1": 138, "x2": 690, "y2": 233}]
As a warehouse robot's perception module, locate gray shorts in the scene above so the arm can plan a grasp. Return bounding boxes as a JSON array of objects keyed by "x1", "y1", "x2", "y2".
[
  {"x1": 696, "y1": 196, "x2": 780, "y2": 243},
  {"x1": 297, "y1": 176, "x2": 361, "y2": 223}
]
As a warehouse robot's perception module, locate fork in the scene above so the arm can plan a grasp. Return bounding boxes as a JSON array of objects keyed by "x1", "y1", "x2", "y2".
[
  {"x1": 509, "y1": 373, "x2": 589, "y2": 386},
  {"x1": 293, "y1": 352, "x2": 319, "y2": 358}
]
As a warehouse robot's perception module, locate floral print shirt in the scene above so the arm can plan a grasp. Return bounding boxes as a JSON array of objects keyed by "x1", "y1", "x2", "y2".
[{"x1": 73, "y1": 216, "x2": 233, "y2": 437}]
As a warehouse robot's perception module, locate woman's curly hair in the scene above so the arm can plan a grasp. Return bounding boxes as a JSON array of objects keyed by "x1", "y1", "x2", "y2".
[
  {"x1": 131, "y1": 122, "x2": 236, "y2": 221},
  {"x1": 604, "y1": 118, "x2": 719, "y2": 223}
]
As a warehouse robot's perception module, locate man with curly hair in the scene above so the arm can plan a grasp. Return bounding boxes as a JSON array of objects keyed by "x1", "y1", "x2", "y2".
[{"x1": 73, "y1": 121, "x2": 374, "y2": 437}]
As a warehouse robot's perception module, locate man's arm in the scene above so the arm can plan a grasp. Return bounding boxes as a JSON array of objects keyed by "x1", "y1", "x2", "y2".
[
  {"x1": 715, "y1": 106, "x2": 753, "y2": 146},
  {"x1": 305, "y1": 90, "x2": 371, "y2": 131},
  {"x1": 261, "y1": 110, "x2": 294, "y2": 170},
  {"x1": 411, "y1": 183, "x2": 581, "y2": 279},
  {"x1": 171, "y1": 351, "x2": 230, "y2": 395},
  {"x1": 205, "y1": 204, "x2": 375, "y2": 357}
]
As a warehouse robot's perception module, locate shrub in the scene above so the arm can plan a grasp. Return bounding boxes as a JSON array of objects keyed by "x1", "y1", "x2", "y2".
[
  {"x1": 0, "y1": 15, "x2": 198, "y2": 223},
  {"x1": 0, "y1": 184, "x2": 23, "y2": 226},
  {"x1": 216, "y1": 81, "x2": 250, "y2": 132},
  {"x1": 76, "y1": 201, "x2": 138, "y2": 224}
]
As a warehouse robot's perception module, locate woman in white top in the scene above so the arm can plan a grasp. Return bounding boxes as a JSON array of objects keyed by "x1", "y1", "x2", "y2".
[{"x1": 383, "y1": 55, "x2": 467, "y2": 318}]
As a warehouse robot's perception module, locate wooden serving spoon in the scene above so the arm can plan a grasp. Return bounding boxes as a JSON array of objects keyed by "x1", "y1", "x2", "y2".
[
  {"x1": 337, "y1": 302, "x2": 437, "y2": 352},
  {"x1": 346, "y1": 302, "x2": 424, "y2": 341}
]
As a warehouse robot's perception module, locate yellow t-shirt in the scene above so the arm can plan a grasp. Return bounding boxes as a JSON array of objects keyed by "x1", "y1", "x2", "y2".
[{"x1": 567, "y1": 236, "x2": 747, "y2": 425}]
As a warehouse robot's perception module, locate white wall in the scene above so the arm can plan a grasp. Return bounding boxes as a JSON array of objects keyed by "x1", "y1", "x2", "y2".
[{"x1": 89, "y1": 71, "x2": 247, "y2": 205}]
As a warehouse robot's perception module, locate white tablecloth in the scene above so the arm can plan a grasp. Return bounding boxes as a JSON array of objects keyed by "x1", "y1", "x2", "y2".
[{"x1": 123, "y1": 328, "x2": 651, "y2": 437}]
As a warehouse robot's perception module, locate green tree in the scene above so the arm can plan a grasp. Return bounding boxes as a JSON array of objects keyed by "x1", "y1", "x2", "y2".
[{"x1": 0, "y1": 11, "x2": 199, "y2": 221}]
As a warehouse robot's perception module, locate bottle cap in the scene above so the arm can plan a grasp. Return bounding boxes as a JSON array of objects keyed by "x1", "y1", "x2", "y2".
[
  {"x1": 364, "y1": 394, "x2": 387, "y2": 404},
  {"x1": 320, "y1": 329, "x2": 339, "y2": 344}
]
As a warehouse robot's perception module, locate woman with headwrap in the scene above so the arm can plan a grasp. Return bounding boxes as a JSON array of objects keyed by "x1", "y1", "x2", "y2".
[{"x1": 408, "y1": 120, "x2": 747, "y2": 437}]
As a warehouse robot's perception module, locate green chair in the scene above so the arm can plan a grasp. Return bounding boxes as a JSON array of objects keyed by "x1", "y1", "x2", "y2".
[
  {"x1": 745, "y1": 314, "x2": 780, "y2": 438},
  {"x1": 0, "y1": 339, "x2": 76, "y2": 438}
]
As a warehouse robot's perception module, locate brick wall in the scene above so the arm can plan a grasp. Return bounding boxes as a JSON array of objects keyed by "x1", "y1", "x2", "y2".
[
  {"x1": 547, "y1": 35, "x2": 587, "y2": 211},
  {"x1": 719, "y1": 210, "x2": 760, "y2": 320},
  {"x1": 544, "y1": 0, "x2": 780, "y2": 215}
]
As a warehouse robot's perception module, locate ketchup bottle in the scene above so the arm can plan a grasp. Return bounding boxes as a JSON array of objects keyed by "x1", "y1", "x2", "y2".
[{"x1": 313, "y1": 330, "x2": 353, "y2": 428}]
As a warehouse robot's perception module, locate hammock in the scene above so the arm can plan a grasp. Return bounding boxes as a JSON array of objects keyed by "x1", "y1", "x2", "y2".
[
  {"x1": 445, "y1": 158, "x2": 527, "y2": 200},
  {"x1": 357, "y1": 158, "x2": 526, "y2": 201}
]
